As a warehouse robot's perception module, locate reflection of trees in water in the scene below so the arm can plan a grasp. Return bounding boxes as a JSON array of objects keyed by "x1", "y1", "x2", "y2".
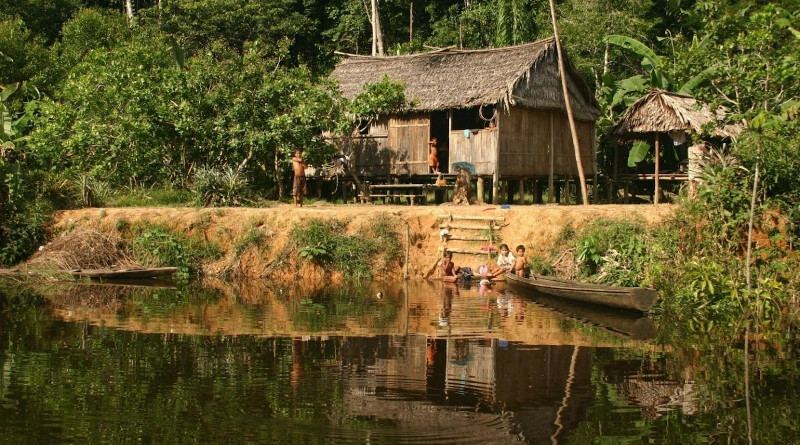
[{"x1": 3, "y1": 284, "x2": 799, "y2": 443}]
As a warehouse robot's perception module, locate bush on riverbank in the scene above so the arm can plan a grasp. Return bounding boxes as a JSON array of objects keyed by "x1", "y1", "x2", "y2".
[
  {"x1": 549, "y1": 139, "x2": 799, "y2": 333},
  {"x1": 288, "y1": 216, "x2": 402, "y2": 282}
]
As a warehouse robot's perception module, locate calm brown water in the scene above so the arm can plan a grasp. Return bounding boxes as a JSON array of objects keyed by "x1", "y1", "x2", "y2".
[{"x1": 0, "y1": 279, "x2": 797, "y2": 444}]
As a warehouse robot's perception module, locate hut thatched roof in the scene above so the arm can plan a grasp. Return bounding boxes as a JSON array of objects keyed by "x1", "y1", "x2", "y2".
[
  {"x1": 612, "y1": 89, "x2": 740, "y2": 139},
  {"x1": 330, "y1": 38, "x2": 601, "y2": 121}
]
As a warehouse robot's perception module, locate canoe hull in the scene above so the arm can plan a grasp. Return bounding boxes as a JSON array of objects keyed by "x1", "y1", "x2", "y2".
[
  {"x1": 505, "y1": 272, "x2": 657, "y2": 312},
  {"x1": 70, "y1": 267, "x2": 179, "y2": 279}
]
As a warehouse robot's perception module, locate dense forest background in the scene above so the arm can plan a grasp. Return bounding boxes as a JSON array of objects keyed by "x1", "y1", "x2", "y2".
[{"x1": 1, "y1": 0, "x2": 798, "y2": 280}]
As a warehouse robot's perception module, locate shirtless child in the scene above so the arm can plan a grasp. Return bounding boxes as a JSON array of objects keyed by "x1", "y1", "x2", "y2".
[
  {"x1": 440, "y1": 250, "x2": 460, "y2": 283},
  {"x1": 512, "y1": 245, "x2": 529, "y2": 278},
  {"x1": 428, "y1": 138, "x2": 440, "y2": 174},
  {"x1": 291, "y1": 149, "x2": 307, "y2": 207}
]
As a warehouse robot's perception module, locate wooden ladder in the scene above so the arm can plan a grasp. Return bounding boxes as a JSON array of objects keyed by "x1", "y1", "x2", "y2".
[{"x1": 436, "y1": 213, "x2": 506, "y2": 261}]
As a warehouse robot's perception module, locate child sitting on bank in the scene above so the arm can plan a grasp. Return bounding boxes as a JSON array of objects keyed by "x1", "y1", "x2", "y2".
[{"x1": 476, "y1": 244, "x2": 516, "y2": 280}]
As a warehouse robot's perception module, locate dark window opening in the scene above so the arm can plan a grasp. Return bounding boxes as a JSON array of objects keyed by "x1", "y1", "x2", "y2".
[
  {"x1": 357, "y1": 119, "x2": 370, "y2": 135},
  {"x1": 451, "y1": 105, "x2": 496, "y2": 131}
]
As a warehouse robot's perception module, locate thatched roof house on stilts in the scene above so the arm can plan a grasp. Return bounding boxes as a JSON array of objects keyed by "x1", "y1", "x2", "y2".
[
  {"x1": 611, "y1": 89, "x2": 739, "y2": 203},
  {"x1": 330, "y1": 38, "x2": 601, "y2": 204}
]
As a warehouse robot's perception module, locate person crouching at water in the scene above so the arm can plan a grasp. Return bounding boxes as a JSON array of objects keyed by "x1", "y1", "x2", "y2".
[{"x1": 441, "y1": 250, "x2": 460, "y2": 282}]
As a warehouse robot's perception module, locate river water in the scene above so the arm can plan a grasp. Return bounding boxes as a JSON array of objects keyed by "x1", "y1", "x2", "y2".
[{"x1": 0, "y1": 279, "x2": 797, "y2": 444}]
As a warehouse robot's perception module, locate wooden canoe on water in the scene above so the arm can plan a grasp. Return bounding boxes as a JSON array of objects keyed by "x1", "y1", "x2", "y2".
[
  {"x1": 505, "y1": 272, "x2": 658, "y2": 312},
  {"x1": 69, "y1": 267, "x2": 179, "y2": 279},
  {"x1": 0, "y1": 267, "x2": 178, "y2": 280}
]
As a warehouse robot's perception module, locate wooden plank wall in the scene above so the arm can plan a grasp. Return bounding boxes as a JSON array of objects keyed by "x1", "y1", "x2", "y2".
[
  {"x1": 498, "y1": 107, "x2": 595, "y2": 178},
  {"x1": 498, "y1": 108, "x2": 550, "y2": 177},
  {"x1": 448, "y1": 128, "x2": 498, "y2": 175},
  {"x1": 388, "y1": 113, "x2": 430, "y2": 175},
  {"x1": 553, "y1": 116, "x2": 596, "y2": 176},
  {"x1": 351, "y1": 116, "x2": 393, "y2": 176}
]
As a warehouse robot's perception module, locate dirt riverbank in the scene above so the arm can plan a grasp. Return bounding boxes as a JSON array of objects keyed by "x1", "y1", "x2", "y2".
[{"x1": 52, "y1": 203, "x2": 675, "y2": 284}]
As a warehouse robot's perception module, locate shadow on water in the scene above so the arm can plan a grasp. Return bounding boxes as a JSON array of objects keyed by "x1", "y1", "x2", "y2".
[{"x1": 0, "y1": 279, "x2": 798, "y2": 444}]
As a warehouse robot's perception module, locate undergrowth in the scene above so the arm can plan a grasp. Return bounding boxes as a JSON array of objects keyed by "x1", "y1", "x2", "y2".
[
  {"x1": 289, "y1": 216, "x2": 401, "y2": 281},
  {"x1": 127, "y1": 223, "x2": 221, "y2": 278}
]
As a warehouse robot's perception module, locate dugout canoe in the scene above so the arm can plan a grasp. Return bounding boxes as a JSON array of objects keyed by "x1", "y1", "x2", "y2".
[
  {"x1": 69, "y1": 267, "x2": 179, "y2": 279},
  {"x1": 505, "y1": 272, "x2": 657, "y2": 312}
]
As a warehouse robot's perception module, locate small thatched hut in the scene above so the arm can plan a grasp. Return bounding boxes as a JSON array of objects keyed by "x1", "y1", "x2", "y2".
[
  {"x1": 611, "y1": 89, "x2": 739, "y2": 203},
  {"x1": 330, "y1": 38, "x2": 601, "y2": 200}
]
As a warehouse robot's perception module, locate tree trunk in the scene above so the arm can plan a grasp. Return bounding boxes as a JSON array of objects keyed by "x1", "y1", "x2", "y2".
[
  {"x1": 371, "y1": 0, "x2": 384, "y2": 56},
  {"x1": 275, "y1": 149, "x2": 283, "y2": 200},
  {"x1": 124, "y1": 0, "x2": 134, "y2": 22},
  {"x1": 548, "y1": 0, "x2": 589, "y2": 205}
]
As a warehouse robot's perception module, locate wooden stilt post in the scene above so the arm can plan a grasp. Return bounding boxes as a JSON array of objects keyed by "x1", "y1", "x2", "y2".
[
  {"x1": 611, "y1": 144, "x2": 619, "y2": 202},
  {"x1": 518, "y1": 178, "x2": 525, "y2": 205},
  {"x1": 654, "y1": 133, "x2": 661, "y2": 204},
  {"x1": 477, "y1": 177, "x2": 485, "y2": 203},
  {"x1": 533, "y1": 180, "x2": 540, "y2": 204},
  {"x1": 492, "y1": 173, "x2": 499, "y2": 204},
  {"x1": 565, "y1": 178, "x2": 572, "y2": 205}
]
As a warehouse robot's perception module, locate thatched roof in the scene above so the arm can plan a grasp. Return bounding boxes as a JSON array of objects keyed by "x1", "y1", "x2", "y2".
[
  {"x1": 330, "y1": 38, "x2": 601, "y2": 122},
  {"x1": 612, "y1": 89, "x2": 740, "y2": 139}
]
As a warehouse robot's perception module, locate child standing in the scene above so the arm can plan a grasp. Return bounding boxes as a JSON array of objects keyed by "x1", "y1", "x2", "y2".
[
  {"x1": 291, "y1": 149, "x2": 307, "y2": 207},
  {"x1": 512, "y1": 245, "x2": 529, "y2": 278}
]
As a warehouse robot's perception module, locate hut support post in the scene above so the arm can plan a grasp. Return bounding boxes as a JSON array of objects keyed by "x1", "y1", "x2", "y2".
[
  {"x1": 654, "y1": 133, "x2": 661, "y2": 204},
  {"x1": 565, "y1": 178, "x2": 571, "y2": 205},
  {"x1": 477, "y1": 177, "x2": 485, "y2": 203},
  {"x1": 533, "y1": 180, "x2": 540, "y2": 204},
  {"x1": 549, "y1": 112, "x2": 555, "y2": 203},
  {"x1": 610, "y1": 144, "x2": 619, "y2": 202},
  {"x1": 492, "y1": 172, "x2": 499, "y2": 204},
  {"x1": 518, "y1": 179, "x2": 525, "y2": 205}
]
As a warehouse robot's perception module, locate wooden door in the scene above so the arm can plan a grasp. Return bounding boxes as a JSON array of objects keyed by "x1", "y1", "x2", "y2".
[{"x1": 388, "y1": 114, "x2": 430, "y2": 175}]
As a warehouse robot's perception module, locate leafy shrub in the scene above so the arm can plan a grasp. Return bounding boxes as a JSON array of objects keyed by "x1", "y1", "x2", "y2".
[
  {"x1": 191, "y1": 166, "x2": 251, "y2": 207},
  {"x1": 290, "y1": 217, "x2": 401, "y2": 281},
  {"x1": 527, "y1": 255, "x2": 553, "y2": 276},
  {"x1": 131, "y1": 225, "x2": 221, "y2": 276},
  {"x1": 0, "y1": 198, "x2": 51, "y2": 266},
  {"x1": 569, "y1": 219, "x2": 652, "y2": 287}
]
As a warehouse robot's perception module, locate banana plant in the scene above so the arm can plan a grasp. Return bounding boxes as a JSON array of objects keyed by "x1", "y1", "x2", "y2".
[
  {"x1": 601, "y1": 35, "x2": 718, "y2": 166},
  {"x1": 1, "y1": 82, "x2": 38, "y2": 150}
]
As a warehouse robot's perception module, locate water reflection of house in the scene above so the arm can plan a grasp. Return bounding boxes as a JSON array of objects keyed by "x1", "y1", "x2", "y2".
[
  {"x1": 343, "y1": 334, "x2": 592, "y2": 444},
  {"x1": 604, "y1": 357, "x2": 698, "y2": 418}
]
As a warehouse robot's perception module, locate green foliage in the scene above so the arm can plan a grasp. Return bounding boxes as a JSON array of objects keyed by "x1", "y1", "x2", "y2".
[
  {"x1": 0, "y1": 18, "x2": 49, "y2": 86},
  {"x1": 627, "y1": 140, "x2": 651, "y2": 167},
  {"x1": 0, "y1": 197, "x2": 50, "y2": 266},
  {"x1": 233, "y1": 225, "x2": 268, "y2": 258},
  {"x1": 190, "y1": 166, "x2": 252, "y2": 207},
  {"x1": 290, "y1": 217, "x2": 401, "y2": 281},
  {"x1": 130, "y1": 225, "x2": 221, "y2": 277},
  {"x1": 527, "y1": 254, "x2": 553, "y2": 276},
  {"x1": 106, "y1": 187, "x2": 192, "y2": 207},
  {"x1": 569, "y1": 219, "x2": 652, "y2": 286},
  {"x1": 344, "y1": 75, "x2": 408, "y2": 127}
]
